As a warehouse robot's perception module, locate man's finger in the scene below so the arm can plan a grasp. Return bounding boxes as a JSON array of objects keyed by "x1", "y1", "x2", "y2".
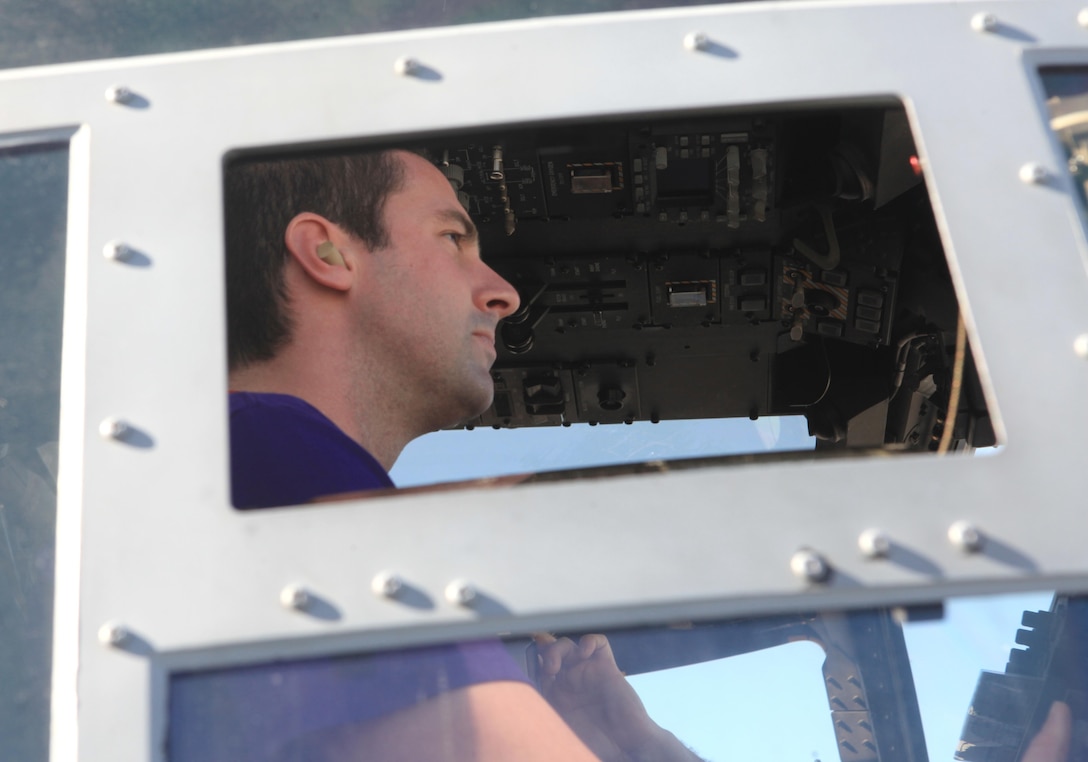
[
  {"x1": 578, "y1": 633, "x2": 614, "y2": 660},
  {"x1": 536, "y1": 635, "x2": 578, "y2": 676}
]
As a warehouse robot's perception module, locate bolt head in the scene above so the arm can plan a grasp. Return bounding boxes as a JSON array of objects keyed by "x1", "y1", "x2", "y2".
[
  {"x1": 1019, "y1": 162, "x2": 1048, "y2": 185},
  {"x1": 105, "y1": 85, "x2": 133, "y2": 104},
  {"x1": 971, "y1": 12, "x2": 998, "y2": 32},
  {"x1": 98, "y1": 622, "x2": 129, "y2": 647},
  {"x1": 790, "y1": 549, "x2": 831, "y2": 583},
  {"x1": 683, "y1": 32, "x2": 709, "y2": 51},
  {"x1": 445, "y1": 579, "x2": 477, "y2": 606},
  {"x1": 393, "y1": 57, "x2": 421, "y2": 76},
  {"x1": 371, "y1": 571, "x2": 404, "y2": 598},
  {"x1": 98, "y1": 417, "x2": 129, "y2": 440},
  {"x1": 1074, "y1": 333, "x2": 1088, "y2": 359},
  {"x1": 280, "y1": 584, "x2": 310, "y2": 610},
  {"x1": 858, "y1": 528, "x2": 892, "y2": 559},
  {"x1": 103, "y1": 241, "x2": 131, "y2": 262},
  {"x1": 948, "y1": 520, "x2": 985, "y2": 552}
]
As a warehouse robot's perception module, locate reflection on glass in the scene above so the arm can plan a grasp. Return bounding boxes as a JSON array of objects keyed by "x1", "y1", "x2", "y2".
[
  {"x1": 169, "y1": 593, "x2": 1082, "y2": 762},
  {"x1": 0, "y1": 145, "x2": 67, "y2": 762},
  {"x1": 1042, "y1": 67, "x2": 1088, "y2": 214}
]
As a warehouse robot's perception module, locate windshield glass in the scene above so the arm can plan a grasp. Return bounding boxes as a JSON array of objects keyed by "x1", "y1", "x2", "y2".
[
  {"x1": 0, "y1": 140, "x2": 67, "y2": 762},
  {"x1": 169, "y1": 591, "x2": 1070, "y2": 761},
  {"x1": 1041, "y1": 67, "x2": 1088, "y2": 218}
]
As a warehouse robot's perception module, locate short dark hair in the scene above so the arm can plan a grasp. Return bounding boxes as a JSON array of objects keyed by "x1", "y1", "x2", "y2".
[{"x1": 224, "y1": 150, "x2": 406, "y2": 371}]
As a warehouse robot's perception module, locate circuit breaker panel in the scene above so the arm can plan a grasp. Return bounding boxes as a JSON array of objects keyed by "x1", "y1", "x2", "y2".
[{"x1": 411, "y1": 104, "x2": 991, "y2": 451}]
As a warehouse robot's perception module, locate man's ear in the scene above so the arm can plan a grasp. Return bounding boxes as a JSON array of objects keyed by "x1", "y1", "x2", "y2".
[{"x1": 284, "y1": 212, "x2": 355, "y2": 292}]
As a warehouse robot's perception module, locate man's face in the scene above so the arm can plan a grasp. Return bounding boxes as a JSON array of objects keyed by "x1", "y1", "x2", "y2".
[{"x1": 349, "y1": 151, "x2": 519, "y2": 431}]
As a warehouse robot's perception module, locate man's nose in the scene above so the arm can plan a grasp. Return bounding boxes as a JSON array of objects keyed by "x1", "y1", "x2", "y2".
[{"x1": 479, "y1": 264, "x2": 520, "y2": 320}]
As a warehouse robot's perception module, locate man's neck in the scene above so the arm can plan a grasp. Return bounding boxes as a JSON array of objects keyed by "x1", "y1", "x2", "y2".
[{"x1": 229, "y1": 359, "x2": 411, "y2": 472}]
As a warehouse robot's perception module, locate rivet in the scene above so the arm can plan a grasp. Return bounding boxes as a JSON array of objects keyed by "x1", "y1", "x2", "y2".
[
  {"x1": 280, "y1": 584, "x2": 310, "y2": 610},
  {"x1": 1019, "y1": 162, "x2": 1049, "y2": 184},
  {"x1": 971, "y1": 12, "x2": 998, "y2": 32},
  {"x1": 1078, "y1": 8, "x2": 1088, "y2": 27},
  {"x1": 948, "y1": 520, "x2": 985, "y2": 553},
  {"x1": 371, "y1": 570, "x2": 404, "y2": 598},
  {"x1": 98, "y1": 621, "x2": 129, "y2": 647},
  {"x1": 1074, "y1": 333, "x2": 1088, "y2": 359},
  {"x1": 393, "y1": 57, "x2": 421, "y2": 76},
  {"x1": 683, "y1": 32, "x2": 709, "y2": 51},
  {"x1": 103, "y1": 241, "x2": 131, "y2": 262},
  {"x1": 445, "y1": 579, "x2": 477, "y2": 606},
  {"x1": 790, "y1": 549, "x2": 831, "y2": 583},
  {"x1": 98, "y1": 417, "x2": 129, "y2": 440},
  {"x1": 858, "y1": 528, "x2": 891, "y2": 559},
  {"x1": 105, "y1": 85, "x2": 133, "y2": 104}
]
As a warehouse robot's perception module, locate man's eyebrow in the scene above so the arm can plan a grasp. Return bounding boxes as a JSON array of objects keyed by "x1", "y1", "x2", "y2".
[{"x1": 436, "y1": 208, "x2": 478, "y2": 240}]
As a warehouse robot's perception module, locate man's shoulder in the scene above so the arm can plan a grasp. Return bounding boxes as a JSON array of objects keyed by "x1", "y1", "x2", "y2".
[
  {"x1": 230, "y1": 390, "x2": 329, "y2": 419},
  {"x1": 229, "y1": 392, "x2": 394, "y2": 509}
]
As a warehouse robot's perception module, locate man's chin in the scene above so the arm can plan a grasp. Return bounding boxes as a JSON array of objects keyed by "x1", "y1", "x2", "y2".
[{"x1": 437, "y1": 385, "x2": 495, "y2": 430}]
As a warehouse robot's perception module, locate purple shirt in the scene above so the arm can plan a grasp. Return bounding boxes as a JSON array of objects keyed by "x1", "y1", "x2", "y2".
[{"x1": 230, "y1": 392, "x2": 393, "y2": 508}]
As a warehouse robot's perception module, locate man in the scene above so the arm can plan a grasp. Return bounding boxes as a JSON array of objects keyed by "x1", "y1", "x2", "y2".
[
  {"x1": 223, "y1": 148, "x2": 706, "y2": 761},
  {"x1": 226, "y1": 149, "x2": 517, "y2": 506}
]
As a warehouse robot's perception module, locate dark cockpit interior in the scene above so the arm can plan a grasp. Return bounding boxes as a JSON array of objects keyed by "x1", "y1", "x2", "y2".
[{"x1": 400, "y1": 101, "x2": 996, "y2": 455}]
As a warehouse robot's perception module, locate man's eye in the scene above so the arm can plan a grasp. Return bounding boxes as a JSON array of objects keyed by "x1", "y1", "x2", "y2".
[{"x1": 445, "y1": 232, "x2": 464, "y2": 245}]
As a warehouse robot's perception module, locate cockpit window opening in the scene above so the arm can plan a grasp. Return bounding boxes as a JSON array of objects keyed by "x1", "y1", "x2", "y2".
[{"x1": 224, "y1": 100, "x2": 996, "y2": 506}]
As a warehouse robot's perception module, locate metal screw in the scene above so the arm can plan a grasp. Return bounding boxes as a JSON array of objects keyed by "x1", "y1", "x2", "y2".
[
  {"x1": 98, "y1": 621, "x2": 129, "y2": 647},
  {"x1": 971, "y1": 12, "x2": 998, "y2": 32},
  {"x1": 445, "y1": 579, "x2": 477, "y2": 606},
  {"x1": 103, "y1": 241, "x2": 131, "y2": 262},
  {"x1": 948, "y1": 520, "x2": 985, "y2": 553},
  {"x1": 1019, "y1": 162, "x2": 1049, "y2": 184},
  {"x1": 790, "y1": 549, "x2": 831, "y2": 583},
  {"x1": 1074, "y1": 333, "x2": 1088, "y2": 359},
  {"x1": 1078, "y1": 8, "x2": 1088, "y2": 27},
  {"x1": 105, "y1": 85, "x2": 133, "y2": 104},
  {"x1": 393, "y1": 57, "x2": 421, "y2": 76},
  {"x1": 371, "y1": 570, "x2": 404, "y2": 598},
  {"x1": 858, "y1": 528, "x2": 892, "y2": 559},
  {"x1": 98, "y1": 417, "x2": 129, "y2": 440},
  {"x1": 280, "y1": 584, "x2": 310, "y2": 610},
  {"x1": 683, "y1": 32, "x2": 710, "y2": 51}
]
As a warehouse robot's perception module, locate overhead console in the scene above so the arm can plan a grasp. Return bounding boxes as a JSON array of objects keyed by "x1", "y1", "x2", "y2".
[{"x1": 409, "y1": 102, "x2": 995, "y2": 453}]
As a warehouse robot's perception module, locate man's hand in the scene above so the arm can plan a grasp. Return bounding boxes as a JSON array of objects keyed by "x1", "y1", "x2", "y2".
[
  {"x1": 534, "y1": 633, "x2": 704, "y2": 762},
  {"x1": 1021, "y1": 702, "x2": 1073, "y2": 762}
]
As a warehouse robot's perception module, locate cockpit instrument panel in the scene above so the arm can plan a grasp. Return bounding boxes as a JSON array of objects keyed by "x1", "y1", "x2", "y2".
[{"x1": 407, "y1": 103, "x2": 994, "y2": 452}]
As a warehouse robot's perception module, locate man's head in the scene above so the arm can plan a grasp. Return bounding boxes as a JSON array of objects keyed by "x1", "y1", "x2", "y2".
[
  {"x1": 225, "y1": 150, "x2": 405, "y2": 371},
  {"x1": 224, "y1": 149, "x2": 519, "y2": 460}
]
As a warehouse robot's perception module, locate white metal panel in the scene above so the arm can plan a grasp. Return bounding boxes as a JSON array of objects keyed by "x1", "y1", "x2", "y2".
[{"x1": 2, "y1": 1, "x2": 1088, "y2": 759}]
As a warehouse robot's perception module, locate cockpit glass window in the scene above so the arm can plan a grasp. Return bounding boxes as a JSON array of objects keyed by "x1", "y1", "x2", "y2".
[
  {"x1": 0, "y1": 140, "x2": 68, "y2": 762},
  {"x1": 1041, "y1": 67, "x2": 1088, "y2": 216},
  {"x1": 225, "y1": 101, "x2": 996, "y2": 506},
  {"x1": 168, "y1": 591, "x2": 1069, "y2": 761}
]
